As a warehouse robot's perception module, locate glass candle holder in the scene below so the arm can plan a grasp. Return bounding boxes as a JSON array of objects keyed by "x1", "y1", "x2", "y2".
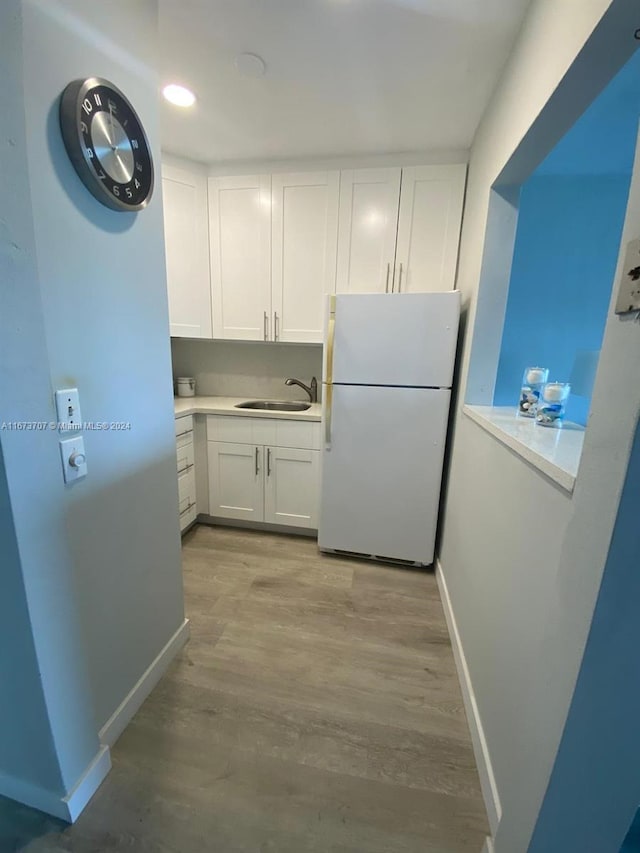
[
  {"x1": 536, "y1": 382, "x2": 571, "y2": 428},
  {"x1": 518, "y1": 367, "x2": 549, "y2": 418}
]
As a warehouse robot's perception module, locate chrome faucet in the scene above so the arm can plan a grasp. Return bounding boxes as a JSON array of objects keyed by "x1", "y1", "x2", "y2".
[{"x1": 285, "y1": 376, "x2": 318, "y2": 403}]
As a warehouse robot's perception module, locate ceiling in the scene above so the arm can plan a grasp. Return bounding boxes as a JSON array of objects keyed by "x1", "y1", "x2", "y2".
[{"x1": 158, "y1": 0, "x2": 531, "y2": 165}]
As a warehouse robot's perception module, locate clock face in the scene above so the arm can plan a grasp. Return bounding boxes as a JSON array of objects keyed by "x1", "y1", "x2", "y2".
[{"x1": 59, "y1": 77, "x2": 154, "y2": 212}]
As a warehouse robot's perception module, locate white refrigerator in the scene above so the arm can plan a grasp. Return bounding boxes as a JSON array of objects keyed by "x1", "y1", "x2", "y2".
[{"x1": 319, "y1": 291, "x2": 460, "y2": 566}]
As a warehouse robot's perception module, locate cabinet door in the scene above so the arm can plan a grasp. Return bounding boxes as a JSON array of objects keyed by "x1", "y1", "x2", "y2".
[
  {"x1": 264, "y1": 446, "x2": 320, "y2": 529},
  {"x1": 162, "y1": 164, "x2": 212, "y2": 338},
  {"x1": 209, "y1": 175, "x2": 272, "y2": 340},
  {"x1": 271, "y1": 172, "x2": 339, "y2": 343},
  {"x1": 336, "y1": 168, "x2": 401, "y2": 294},
  {"x1": 394, "y1": 165, "x2": 466, "y2": 293},
  {"x1": 208, "y1": 441, "x2": 264, "y2": 522}
]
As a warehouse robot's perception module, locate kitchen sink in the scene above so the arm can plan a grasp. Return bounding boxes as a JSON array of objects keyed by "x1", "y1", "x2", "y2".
[{"x1": 235, "y1": 400, "x2": 311, "y2": 412}]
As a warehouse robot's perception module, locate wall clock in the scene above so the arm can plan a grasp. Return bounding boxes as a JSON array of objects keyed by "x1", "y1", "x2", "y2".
[{"x1": 59, "y1": 77, "x2": 154, "y2": 212}]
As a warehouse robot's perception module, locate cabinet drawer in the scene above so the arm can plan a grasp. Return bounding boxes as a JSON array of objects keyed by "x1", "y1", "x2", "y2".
[
  {"x1": 206, "y1": 414, "x2": 319, "y2": 449},
  {"x1": 175, "y1": 415, "x2": 194, "y2": 440},
  {"x1": 206, "y1": 415, "x2": 276, "y2": 446},
  {"x1": 176, "y1": 439, "x2": 195, "y2": 476},
  {"x1": 274, "y1": 419, "x2": 321, "y2": 450},
  {"x1": 178, "y1": 467, "x2": 197, "y2": 530}
]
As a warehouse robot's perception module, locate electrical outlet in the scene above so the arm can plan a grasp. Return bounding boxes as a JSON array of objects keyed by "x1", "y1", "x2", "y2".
[
  {"x1": 55, "y1": 388, "x2": 82, "y2": 432},
  {"x1": 615, "y1": 239, "x2": 640, "y2": 314}
]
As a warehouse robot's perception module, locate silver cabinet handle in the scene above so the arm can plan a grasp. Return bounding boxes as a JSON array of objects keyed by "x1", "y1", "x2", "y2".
[
  {"x1": 397, "y1": 262, "x2": 403, "y2": 293},
  {"x1": 176, "y1": 429, "x2": 193, "y2": 439},
  {"x1": 267, "y1": 447, "x2": 272, "y2": 477},
  {"x1": 179, "y1": 500, "x2": 196, "y2": 517},
  {"x1": 177, "y1": 462, "x2": 194, "y2": 476},
  {"x1": 274, "y1": 312, "x2": 279, "y2": 341},
  {"x1": 263, "y1": 310, "x2": 268, "y2": 341},
  {"x1": 255, "y1": 446, "x2": 260, "y2": 476},
  {"x1": 385, "y1": 262, "x2": 390, "y2": 293}
]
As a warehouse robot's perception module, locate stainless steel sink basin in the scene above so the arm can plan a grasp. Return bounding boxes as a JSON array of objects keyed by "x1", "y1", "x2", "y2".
[{"x1": 235, "y1": 400, "x2": 311, "y2": 412}]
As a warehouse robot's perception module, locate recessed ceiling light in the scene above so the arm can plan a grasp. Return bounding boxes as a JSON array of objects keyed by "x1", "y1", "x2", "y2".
[
  {"x1": 235, "y1": 53, "x2": 266, "y2": 78},
  {"x1": 162, "y1": 84, "x2": 196, "y2": 108}
]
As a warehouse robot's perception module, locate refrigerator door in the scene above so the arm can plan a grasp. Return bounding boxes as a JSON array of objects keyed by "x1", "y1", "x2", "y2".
[
  {"x1": 324, "y1": 291, "x2": 460, "y2": 389},
  {"x1": 319, "y1": 385, "x2": 451, "y2": 564}
]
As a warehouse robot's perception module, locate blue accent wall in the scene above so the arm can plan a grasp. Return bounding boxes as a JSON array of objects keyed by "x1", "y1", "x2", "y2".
[
  {"x1": 494, "y1": 174, "x2": 630, "y2": 424},
  {"x1": 493, "y1": 49, "x2": 640, "y2": 425}
]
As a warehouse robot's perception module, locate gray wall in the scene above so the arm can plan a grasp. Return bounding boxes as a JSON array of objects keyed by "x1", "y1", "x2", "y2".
[
  {"x1": 0, "y1": 449, "x2": 62, "y2": 795},
  {"x1": 437, "y1": 1, "x2": 640, "y2": 851},
  {"x1": 19, "y1": 0, "x2": 185, "y2": 732},
  {"x1": 0, "y1": 0, "x2": 184, "y2": 807},
  {"x1": 0, "y1": 0, "x2": 99, "y2": 798},
  {"x1": 171, "y1": 338, "x2": 323, "y2": 401}
]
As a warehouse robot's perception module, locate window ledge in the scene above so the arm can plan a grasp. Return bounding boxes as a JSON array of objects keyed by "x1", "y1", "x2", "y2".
[{"x1": 462, "y1": 405, "x2": 585, "y2": 493}]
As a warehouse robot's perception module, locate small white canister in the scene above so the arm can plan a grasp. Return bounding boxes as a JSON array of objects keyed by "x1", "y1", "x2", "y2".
[{"x1": 176, "y1": 377, "x2": 196, "y2": 398}]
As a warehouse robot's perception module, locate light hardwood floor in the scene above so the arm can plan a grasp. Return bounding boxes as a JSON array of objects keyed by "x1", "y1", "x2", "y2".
[{"x1": 1, "y1": 525, "x2": 488, "y2": 852}]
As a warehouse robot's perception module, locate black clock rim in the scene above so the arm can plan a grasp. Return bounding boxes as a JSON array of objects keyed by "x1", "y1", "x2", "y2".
[{"x1": 59, "y1": 76, "x2": 154, "y2": 212}]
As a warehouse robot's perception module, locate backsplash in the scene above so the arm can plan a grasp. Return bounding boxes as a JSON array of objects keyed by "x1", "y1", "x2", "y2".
[{"x1": 170, "y1": 339, "x2": 323, "y2": 401}]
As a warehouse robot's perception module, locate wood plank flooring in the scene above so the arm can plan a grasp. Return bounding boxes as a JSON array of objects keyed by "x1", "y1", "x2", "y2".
[{"x1": 0, "y1": 525, "x2": 488, "y2": 852}]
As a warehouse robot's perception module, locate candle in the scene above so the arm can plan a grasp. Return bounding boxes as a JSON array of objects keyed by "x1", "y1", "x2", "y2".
[
  {"x1": 526, "y1": 367, "x2": 548, "y2": 386},
  {"x1": 543, "y1": 382, "x2": 570, "y2": 403}
]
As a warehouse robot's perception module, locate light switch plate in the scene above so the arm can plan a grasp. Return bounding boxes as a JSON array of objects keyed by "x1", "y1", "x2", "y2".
[
  {"x1": 615, "y1": 239, "x2": 640, "y2": 314},
  {"x1": 55, "y1": 388, "x2": 82, "y2": 432},
  {"x1": 59, "y1": 436, "x2": 87, "y2": 483}
]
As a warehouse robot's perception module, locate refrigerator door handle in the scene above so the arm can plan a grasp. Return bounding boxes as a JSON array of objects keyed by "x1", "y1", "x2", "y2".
[
  {"x1": 325, "y1": 295, "x2": 336, "y2": 447},
  {"x1": 385, "y1": 262, "x2": 390, "y2": 294}
]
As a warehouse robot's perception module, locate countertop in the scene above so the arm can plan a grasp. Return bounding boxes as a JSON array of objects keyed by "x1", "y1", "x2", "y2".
[
  {"x1": 463, "y1": 404, "x2": 585, "y2": 493},
  {"x1": 174, "y1": 395, "x2": 322, "y2": 422}
]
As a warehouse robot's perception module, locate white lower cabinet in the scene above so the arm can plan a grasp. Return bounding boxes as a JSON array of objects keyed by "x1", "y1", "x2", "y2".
[
  {"x1": 175, "y1": 415, "x2": 197, "y2": 532},
  {"x1": 207, "y1": 415, "x2": 321, "y2": 530},
  {"x1": 264, "y1": 446, "x2": 320, "y2": 527},
  {"x1": 208, "y1": 441, "x2": 265, "y2": 523}
]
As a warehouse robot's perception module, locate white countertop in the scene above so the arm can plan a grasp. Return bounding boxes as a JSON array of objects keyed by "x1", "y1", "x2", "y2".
[
  {"x1": 174, "y1": 395, "x2": 322, "y2": 422},
  {"x1": 463, "y1": 404, "x2": 585, "y2": 493}
]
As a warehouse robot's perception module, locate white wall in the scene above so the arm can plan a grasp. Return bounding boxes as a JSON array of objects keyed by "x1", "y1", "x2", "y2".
[
  {"x1": 0, "y1": 0, "x2": 185, "y2": 816},
  {"x1": 171, "y1": 339, "x2": 323, "y2": 402},
  {"x1": 438, "y1": 1, "x2": 640, "y2": 851}
]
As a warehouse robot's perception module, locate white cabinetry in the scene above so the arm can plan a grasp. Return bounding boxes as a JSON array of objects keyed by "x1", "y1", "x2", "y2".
[
  {"x1": 209, "y1": 172, "x2": 339, "y2": 344},
  {"x1": 336, "y1": 168, "x2": 401, "y2": 294},
  {"x1": 207, "y1": 416, "x2": 321, "y2": 530},
  {"x1": 175, "y1": 415, "x2": 197, "y2": 531},
  {"x1": 335, "y1": 164, "x2": 466, "y2": 294},
  {"x1": 208, "y1": 441, "x2": 264, "y2": 522},
  {"x1": 264, "y1": 445, "x2": 321, "y2": 527},
  {"x1": 208, "y1": 175, "x2": 272, "y2": 341},
  {"x1": 394, "y1": 165, "x2": 466, "y2": 294},
  {"x1": 271, "y1": 172, "x2": 340, "y2": 343},
  {"x1": 162, "y1": 164, "x2": 212, "y2": 338}
]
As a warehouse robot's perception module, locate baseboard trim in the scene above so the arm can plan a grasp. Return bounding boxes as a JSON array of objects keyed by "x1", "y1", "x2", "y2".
[
  {"x1": 0, "y1": 744, "x2": 111, "y2": 823},
  {"x1": 436, "y1": 559, "x2": 502, "y2": 836},
  {"x1": 482, "y1": 835, "x2": 496, "y2": 853},
  {"x1": 198, "y1": 514, "x2": 317, "y2": 538},
  {"x1": 99, "y1": 617, "x2": 190, "y2": 748},
  {"x1": 63, "y1": 745, "x2": 111, "y2": 822}
]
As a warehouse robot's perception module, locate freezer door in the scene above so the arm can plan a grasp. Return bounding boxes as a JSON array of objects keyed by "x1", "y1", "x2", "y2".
[
  {"x1": 319, "y1": 385, "x2": 451, "y2": 564},
  {"x1": 325, "y1": 291, "x2": 460, "y2": 388}
]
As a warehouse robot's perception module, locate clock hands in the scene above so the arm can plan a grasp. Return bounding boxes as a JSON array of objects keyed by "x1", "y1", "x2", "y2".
[{"x1": 108, "y1": 100, "x2": 116, "y2": 150}]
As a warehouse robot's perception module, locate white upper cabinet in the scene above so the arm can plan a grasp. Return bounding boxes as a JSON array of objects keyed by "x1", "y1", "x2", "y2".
[
  {"x1": 394, "y1": 164, "x2": 466, "y2": 293},
  {"x1": 336, "y1": 168, "x2": 401, "y2": 294},
  {"x1": 271, "y1": 172, "x2": 340, "y2": 343},
  {"x1": 209, "y1": 175, "x2": 272, "y2": 340},
  {"x1": 162, "y1": 163, "x2": 212, "y2": 338}
]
